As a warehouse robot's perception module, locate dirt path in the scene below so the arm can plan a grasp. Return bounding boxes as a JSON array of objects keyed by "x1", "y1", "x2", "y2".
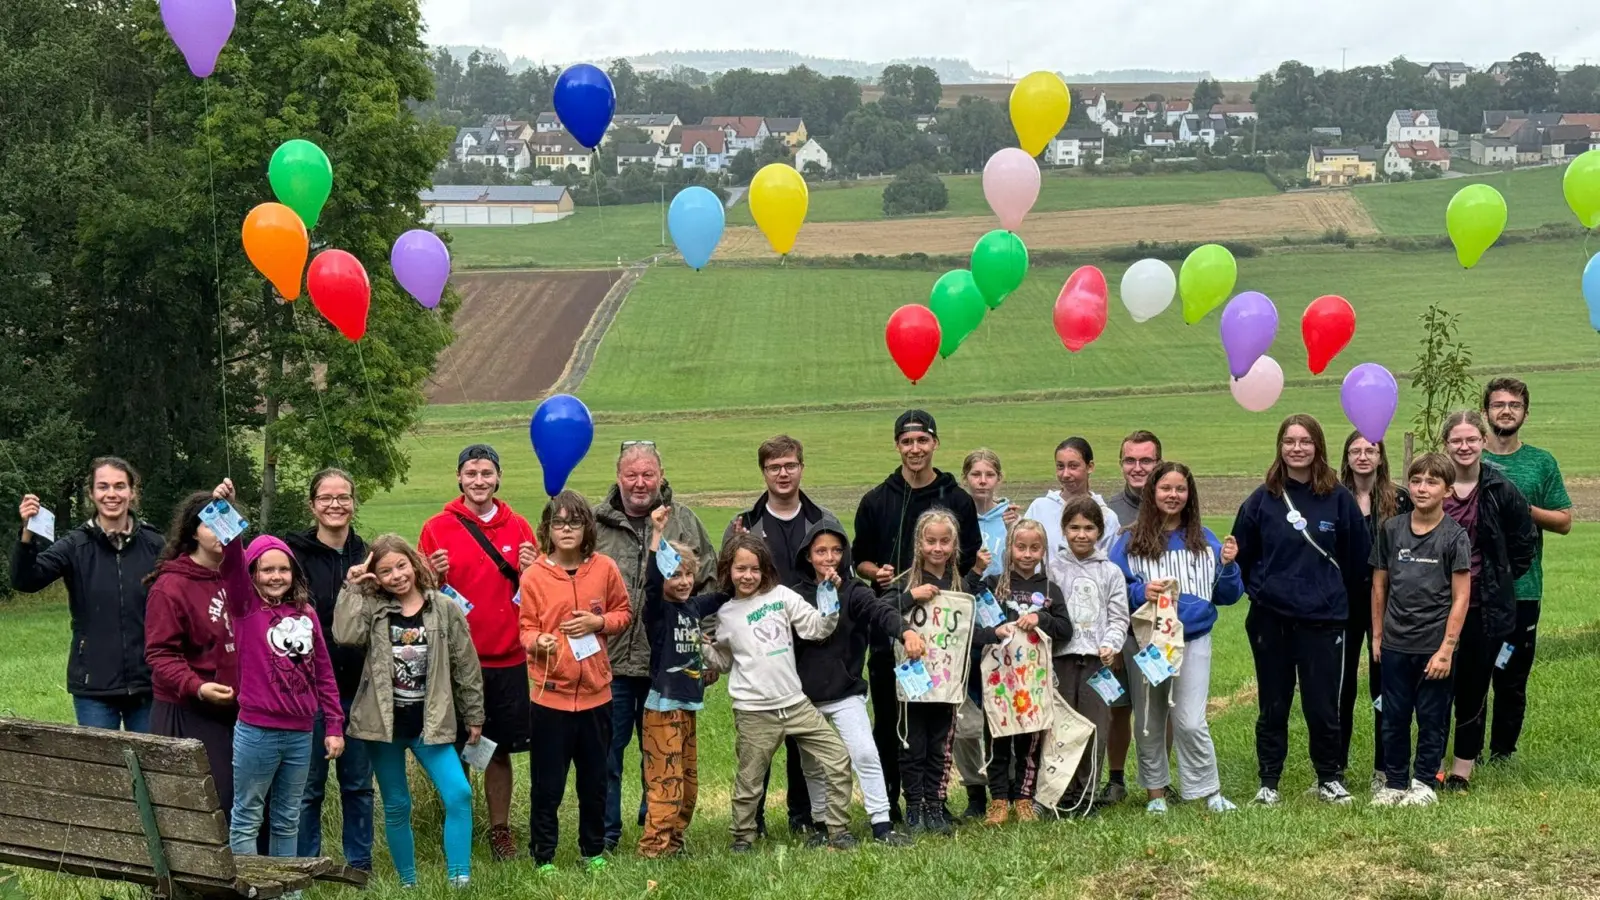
[{"x1": 715, "y1": 192, "x2": 1377, "y2": 259}]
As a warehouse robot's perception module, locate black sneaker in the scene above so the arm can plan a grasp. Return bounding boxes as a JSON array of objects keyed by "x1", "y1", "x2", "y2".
[
  {"x1": 827, "y1": 832, "x2": 859, "y2": 851},
  {"x1": 872, "y1": 826, "x2": 914, "y2": 847},
  {"x1": 804, "y1": 830, "x2": 828, "y2": 849},
  {"x1": 961, "y1": 785, "x2": 987, "y2": 820},
  {"x1": 730, "y1": 840, "x2": 754, "y2": 853},
  {"x1": 905, "y1": 801, "x2": 925, "y2": 831},
  {"x1": 1097, "y1": 782, "x2": 1128, "y2": 806},
  {"x1": 790, "y1": 818, "x2": 821, "y2": 837},
  {"x1": 1443, "y1": 775, "x2": 1471, "y2": 793},
  {"x1": 926, "y1": 804, "x2": 954, "y2": 836},
  {"x1": 1487, "y1": 751, "x2": 1515, "y2": 765}
]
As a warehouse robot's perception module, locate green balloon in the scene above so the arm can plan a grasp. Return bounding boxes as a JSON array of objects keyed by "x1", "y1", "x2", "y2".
[
  {"x1": 1178, "y1": 243, "x2": 1238, "y2": 324},
  {"x1": 970, "y1": 230, "x2": 1029, "y2": 309},
  {"x1": 928, "y1": 269, "x2": 987, "y2": 358},
  {"x1": 269, "y1": 139, "x2": 333, "y2": 230}
]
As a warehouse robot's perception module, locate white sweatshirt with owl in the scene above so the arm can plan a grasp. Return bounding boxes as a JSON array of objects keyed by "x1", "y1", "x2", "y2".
[
  {"x1": 711, "y1": 585, "x2": 838, "y2": 711},
  {"x1": 1047, "y1": 547, "x2": 1131, "y2": 658}
]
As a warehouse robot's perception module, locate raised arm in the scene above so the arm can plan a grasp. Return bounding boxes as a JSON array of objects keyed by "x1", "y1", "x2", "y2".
[{"x1": 786, "y1": 591, "x2": 839, "y2": 642}]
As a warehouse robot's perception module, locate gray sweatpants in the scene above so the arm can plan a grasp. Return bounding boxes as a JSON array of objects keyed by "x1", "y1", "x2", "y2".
[
  {"x1": 731, "y1": 700, "x2": 853, "y2": 842},
  {"x1": 804, "y1": 694, "x2": 893, "y2": 825},
  {"x1": 1124, "y1": 633, "x2": 1220, "y2": 800},
  {"x1": 953, "y1": 698, "x2": 987, "y2": 788}
]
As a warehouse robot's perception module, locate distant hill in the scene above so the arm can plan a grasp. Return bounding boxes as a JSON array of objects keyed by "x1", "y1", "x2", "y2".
[{"x1": 1059, "y1": 69, "x2": 1213, "y2": 83}]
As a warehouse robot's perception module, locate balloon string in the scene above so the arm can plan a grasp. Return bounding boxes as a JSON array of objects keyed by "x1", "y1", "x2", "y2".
[
  {"x1": 432, "y1": 310, "x2": 470, "y2": 404},
  {"x1": 204, "y1": 81, "x2": 233, "y2": 480},
  {"x1": 354, "y1": 339, "x2": 402, "y2": 482},
  {"x1": 288, "y1": 303, "x2": 347, "y2": 471}
]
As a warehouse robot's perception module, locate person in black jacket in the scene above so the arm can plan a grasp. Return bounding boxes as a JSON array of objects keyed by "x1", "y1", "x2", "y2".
[
  {"x1": 1232, "y1": 415, "x2": 1371, "y2": 807},
  {"x1": 11, "y1": 457, "x2": 163, "y2": 731},
  {"x1": 852, "y1": 410, "x2": 981, "y2": 823},
  {"x1": 1337, "y1": 432, "x2": 1413, "y2": 793},
  {"x1": 284, "y1": 468, "x2": 374, "y2": 870},
  {"x1": 791, "y1": 519, "x2": 922, "y2": 846},
  {"x1": 1437, "y1": 410, "x2": 1536, "y2": 791}
]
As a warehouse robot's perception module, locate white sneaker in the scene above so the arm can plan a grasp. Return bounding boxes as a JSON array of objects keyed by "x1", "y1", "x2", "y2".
[
  {"x1": 1206, "y1": 793, "x2": 1237, "y2": 812},
  {"x1": 1399, "y1": 780, "x2": 1438, "y2": 807},
  {"x1": 1370, "y1": 771, "x2": 1386, "y2": 794},
  {"x1": 1146, "y1": 798, "x2": 1168, "y2": 815},
  {"x1": 1252, "y1": 787, "x2": 1282, "y2": 807},
  {"x1": 1316, "y1": 780, "x2": 1354, "y2": 805},
  {"x1": 1369, "y1": 787, "x2": 1406, "y2": 807}
]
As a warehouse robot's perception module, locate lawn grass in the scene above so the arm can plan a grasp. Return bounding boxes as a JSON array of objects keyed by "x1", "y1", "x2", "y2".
[
  {"x1": 443, "y1": 202, "x2": 670, "y2": 269},
  {"x1": 8, "y1": 527, "x2": 1600, "y2": 899},
  {"x1": 726, "y1": 170, "x2": 1280, "y2": 225},
  {"x1": 577, "y1": 241, "x2": 1599, "y2": 413},
  {"x1": 1355, "y1": 165, "x2": 1577, "y2": 235}
]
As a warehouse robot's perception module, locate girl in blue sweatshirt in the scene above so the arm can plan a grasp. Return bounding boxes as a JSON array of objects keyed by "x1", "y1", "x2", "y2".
[{"x1": 1111, "y1": 462, "x2": 1242, "y2": 815}]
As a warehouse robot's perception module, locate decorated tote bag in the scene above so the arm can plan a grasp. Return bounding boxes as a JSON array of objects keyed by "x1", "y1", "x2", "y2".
[
  {"x1": 1032, "y1": 687, "x2": 1097, "y2": 811},
  {"x1": 1130, "y1": 579, "x2": 1185, "y2": 682},
  {"x1": 896, "y1": 590, "x2": 974, "y2": 704},
  {"x1": 979, "y1": 630, "x2": 1053, "y2": 736}
]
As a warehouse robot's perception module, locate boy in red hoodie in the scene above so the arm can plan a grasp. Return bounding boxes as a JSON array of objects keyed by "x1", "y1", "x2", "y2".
[{"x1": 417, "y1": 444, "x2": 537, "y2": 860}]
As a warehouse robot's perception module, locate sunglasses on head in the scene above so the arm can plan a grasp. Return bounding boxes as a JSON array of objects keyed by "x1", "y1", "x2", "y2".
[{"x1": 620, "y1": 440, "x2": 657, "y2": 452}]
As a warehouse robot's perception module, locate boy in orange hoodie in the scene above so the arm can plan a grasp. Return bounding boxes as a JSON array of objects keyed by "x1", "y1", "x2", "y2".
[{"x1": 518, "y1": 490, "x2": 632, "y2": 873}]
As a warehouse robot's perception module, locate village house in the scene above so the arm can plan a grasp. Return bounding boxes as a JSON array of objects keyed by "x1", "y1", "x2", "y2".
[
  {"x1": 1424, "y1": 62, "x2": 1473, "y2": 89},
  {"x1": 1211, "y1": 102, "x2": 1257, "y2": 123},
  {"x1": 1144, "y1": 131, "x2": 1176, "y2": 149},
  {"x1": 610, "y1": 114, "x2": 681, "y2": 144},
  {"x1": 533, "y1": 140, "x2": 592, "y2": 174},
  {"x1": 614, "y1": 143, "x2": 669, "y2": 172},
  {"x1": 1560, "y1": 114, "x2": 1600, "y2": 141},
  {"x1": 1470, "y1": 136, "x2": 1516, "y2": 166},
  {"x1": 1485, "y1": 61, "x2": 1514, "y2": 84},
  {"x1": 1542, "y1": 124, "x2": 1593, "y2": 160},
  {"x1": 1079, "y1": 91, "x2": 1108, "y2": 124},
  {"x1": 419, "y1": 185, "x2": 574, "y2": 226},
  {"x1": 1306, "y1": 147, "x2": 1381, "y2": 185},
  {"x1": 794, "y1": 138, "x2": 832, "y2": 173},
  {"x1": 1383, "y1": 141, "x2": 1451, "y2": 177},
  {"x1": 680, "y1": 127, "x2": 729, "y2": 171},
  {"x1": 764, "y1": 117, "x2": 808, "y2": 147},
  {"x1": 1386, "y1": 110, "x2": 1441, "y2": 145},
  {"x1": 914, "y1": 113, "x2": 939, "y2": 132},
  {"x1": 534, "y1": 112, "x2": 562, "y2": 133},
  {"x1": 1046, "y1": 129, "x2": 1106, "y2": 167},
  {"x1": 701, "y1": 116, "x2": 769, "y2": 153},
  {"x1": 1163, "y1": 99, "x2": 1191, "y2": 127},
  {"x1": 1179, "y1": 114, "x2": 1227, "y2": 147},
  {"x1": 1118, "y1": 101, "x2": 1157, "y2": 126}
]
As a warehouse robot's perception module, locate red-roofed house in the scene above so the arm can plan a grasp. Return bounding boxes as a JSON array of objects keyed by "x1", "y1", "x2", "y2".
[
  {"x1": 700, "y1": 116, "x2": 770, "y2": 153},
  {"x1": 680, "y1": 128, "x2": 728, "y2": 171},
  {"x1": 1384, "y1": 140, "x2": 1451, "y2": 177},
  {"x1": 1163, "y1": 99, "x2": 1192, "y2": 126},
  {"x1": 1561, "y1": 114, "x2": 1600, "y2": 140},
  {"x1": 1211, "y1": 102, "x2": 1257, "y2": 122}
]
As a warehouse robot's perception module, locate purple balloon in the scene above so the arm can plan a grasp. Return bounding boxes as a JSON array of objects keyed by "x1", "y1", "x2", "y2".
[
  {"x1": 1219, "y1": 291, "x2": 1279, "y2": 379},
  {"x1": 1341, "y1": 363, "x2": 1399, "y2": 444},
  {"x1": 391, "y1": 230, "x2": 451, "y2": 309},
  {"x1": 160, "y1": 0, "x2": 237, "y2": 79}
]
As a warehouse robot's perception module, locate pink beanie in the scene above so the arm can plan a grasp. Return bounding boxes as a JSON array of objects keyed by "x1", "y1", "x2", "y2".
[{"x1": 245, "y1": 535, "x2": 296, "y2": 569}]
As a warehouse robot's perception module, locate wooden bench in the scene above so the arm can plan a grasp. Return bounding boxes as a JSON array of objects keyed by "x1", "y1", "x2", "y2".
[{"x1": 0, "y1": 717, "x2": 367, "y2": 898}]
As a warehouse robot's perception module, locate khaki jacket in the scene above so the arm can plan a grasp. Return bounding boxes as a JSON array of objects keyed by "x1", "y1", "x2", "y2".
[{"x1": 332, "y1": 585, "x2": 486, "y2": 745}]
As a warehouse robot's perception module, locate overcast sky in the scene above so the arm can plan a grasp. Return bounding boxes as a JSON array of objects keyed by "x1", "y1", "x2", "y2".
[{"x1": 420, "y1": 1, "x2": 1597, "y2": 78}]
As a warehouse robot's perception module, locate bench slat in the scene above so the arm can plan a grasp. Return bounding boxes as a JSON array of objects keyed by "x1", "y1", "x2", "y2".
[
  {"x1": 0, "y1": 814, "x2": 235, "y2": 880},
  {"x1": 0, "y1": 845, "x2": 258, "y2": 898},
  {"x1": 0, "y1": 748, "x2": 218, "y2": 811},
  {"x1": 0, "y1": 718, "x2": 209, "y2": 776},
  {"x1": 0, "y1": 784, "x2": 227, "y2": 844}
]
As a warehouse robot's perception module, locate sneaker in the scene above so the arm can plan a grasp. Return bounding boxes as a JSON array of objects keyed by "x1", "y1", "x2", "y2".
[
  {"x1": 1401, "y1": 780, "x2": 1439, "y2": 806},
  {"x1": 581, "y1": 857, "x2": 607, "y2": 873},
  {"x1": 1317, "y1": 780, "x2": 1354, "y2": 805},
  {"x1": 1097, "y1": 782, "x2": 1128, "y2": 806},
  {"x1": 1370, "y1": 771, "x2": 1386, "y2": 795},
  {"x1": 926, "y1": 804, "x2": 954, "y2": 835},
  {"x1": 983, "y1": 799, "x2": 1011, "y2": 826},
  {"x1": 1014, "y1": 800, "x2": 1039, "y2": 823},
  {"x1": 535, "y1": 863, "x2": 556, "y2": 877},
  {"x1": 962, "y1": 786, "x2": 988, "y2": 820},
  {"x1": 1252, "y1": 787, "x2": 1282, "y2": 807},
  {"x1": 1442, "y1": 775, "x2": 1470, "y2": 793},
  {"x1": 729, "y1": 840, "x2": 754, "y2": 853},
  {"x1": 1146, "y1": 798, "x2": 1168, "y2": 815},
  {"x1": 488, "y1": 824, "x2": 516, "y2": 862},
  {"x1": 1487, "y1": 751, "x2": 1514, "y2": 765},
  {"x1": 1205, "y1": 794, "x2": 1237, "y2": 813},
  {"x1": 1370, "y1": 787, "x2": 1406, "y2": 807},
  {"x1": 827, "y1": 832, "x2": 859, "y2": 851},
  {"x1": 449, "y1": 876, "x2": 470, "y2": 890},
  {"x1": 872, "y1": 828, "x2": 914, "y2": 847},
  {"x1": 789, "y1": 817, "x2": 820, "y2": 836},
  {"x1": 905, "y1": 802, "x2": 925, "y2": 832}
]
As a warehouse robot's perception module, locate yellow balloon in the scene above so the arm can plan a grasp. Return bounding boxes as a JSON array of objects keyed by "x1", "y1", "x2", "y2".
[
  {"x1": 1010, "y1": 71, "x2": 1072, "y2": 157},
  {"x1": 748, "y1": 164, "x2": 809, "y2": 255}
]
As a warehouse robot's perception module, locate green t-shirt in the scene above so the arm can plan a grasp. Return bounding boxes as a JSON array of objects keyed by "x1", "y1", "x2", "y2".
[{"x1": 1482, "y1": 443, "x2": 1571, "y2": 601}]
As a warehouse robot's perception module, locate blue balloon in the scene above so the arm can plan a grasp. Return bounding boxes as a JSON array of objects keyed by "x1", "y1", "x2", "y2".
[
  {"x1": 552, "y1": 64, "x2": 616, "y2": 150},
  {"x1": 529, "y1": 394, "x2": 594, "y2": 496},
  {"x1": 667, "y1": 187, "x2": 726, "y2": 270},
  {"x1": 1585, "y1": 252, "x2": 1600, "y2": 332}
]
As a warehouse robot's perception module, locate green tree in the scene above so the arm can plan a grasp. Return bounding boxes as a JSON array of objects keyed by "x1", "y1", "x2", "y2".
[
  {"x1": 1559, "y1": 65, "x2": 1600, "y2": 114},
  {"x1": 832, "y1": 104, "x2": 930, "y2": 175},
  {"x1": 608, "y1": 58, "x2": 644, "y2": 112},
  {"x1": 728, "y1": 149, "x2": 758, "y2": 185},
  {"x1": 879, "y1": 64, "x2": 915, "y2": 102},
  {"x1": 1503, "y1": 52, "x2": 1559, "y2": 113},
  {"x1": 938, "y1": 97, "x2": 1010, "y2": 171},
  {"x1": 1410, "y1": 304, "x2": 1476, "y2": 452},
  {"x1": 1193, "y1": 78, "x2": 1224, "y2": 115},
  {"x1": 882, "y1": 164, "x2": 948, "y2": 215},
  {"x1": 463, "y1": 51, "x2": 517, "y2": 115},
  {"x1": 910, "y1": 66, "x2": 943, "y2": 114}
]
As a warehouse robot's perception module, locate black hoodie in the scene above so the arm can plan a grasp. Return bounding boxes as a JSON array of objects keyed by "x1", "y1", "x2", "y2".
[
  {"x1": 792, "y1": 520, "x2": 911, "y2": 704},
  {"x1": 284, "y1": 528, "x2": 369, "y2": 699},
  {"x1": 852, "y1": 467, "x2": 981, "y2": 649},
  {"x1": 966, "y1": 569, "x2": 1072, "y2": 707},
  {"x1": 643, "y1": 563, "x2": 731, "y2": 705}
]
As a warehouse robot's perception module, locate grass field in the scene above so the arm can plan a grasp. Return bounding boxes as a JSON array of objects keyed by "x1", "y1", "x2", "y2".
[
  {"x1": 1353, "y1": 165, "x2": 1576, "y2": 235},
  {"x1": 444, "y1": 203, "x2": 669, "y2": 269},
  {"x1": 725, "y1": 170, "x2": 1280, "y2": 225}
]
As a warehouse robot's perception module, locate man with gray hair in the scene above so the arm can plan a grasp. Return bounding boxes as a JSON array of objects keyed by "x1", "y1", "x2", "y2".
[{"x1": 593, "y1": 440, "x2": 716, "y2": 850}]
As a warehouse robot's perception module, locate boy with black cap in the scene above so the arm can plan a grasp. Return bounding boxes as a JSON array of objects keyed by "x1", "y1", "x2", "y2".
[
  {"x1": 852, "y1": 410, "x2": 981, "y2": 822},
  {"x1": 418, "y1": 444, "x2": 538, "y2": 861}
]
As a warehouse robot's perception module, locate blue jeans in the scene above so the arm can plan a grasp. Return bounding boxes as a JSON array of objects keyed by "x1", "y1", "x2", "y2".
[
  {"x1": 230, "y1": 722, "x2": 313, "y2": 857},
  {"x1": 1381, "y1": 649, "x2": 1455, "y2": 791},
  {"x1": 604, "y1": 675, "x2": 651, "y2": 846},
  {"x1": 74, "y1": 694, "x2": 153, "y2": 733},
  {"x1": 297, "y1": 705, "x2": 373, "y2": 868},
  {"x1": 367, "y1": 737, "x2": 473, "y2": 884}
]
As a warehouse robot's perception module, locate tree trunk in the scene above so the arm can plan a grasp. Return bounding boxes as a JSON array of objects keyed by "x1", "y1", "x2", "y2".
[
  {"x1": 1403, "y1": 431, "x2": 1415, "y2": 472},
  {"x1": 259, "y1": 284, "x2": 284, "y2": 529}
]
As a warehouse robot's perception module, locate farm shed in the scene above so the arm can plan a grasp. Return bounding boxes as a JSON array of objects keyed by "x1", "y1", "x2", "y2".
[{"x1": 420, "y1": 185, "x2": 575, "y2": 226}]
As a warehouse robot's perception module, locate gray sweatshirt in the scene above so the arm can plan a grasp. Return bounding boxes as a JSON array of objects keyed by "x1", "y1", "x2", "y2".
[
  {"x1": 708, "y1": 585, "x2": 839, "y2": 711},
  {"x1": 1047, "y1": 547, "x2": 1131, "y2": 657}
]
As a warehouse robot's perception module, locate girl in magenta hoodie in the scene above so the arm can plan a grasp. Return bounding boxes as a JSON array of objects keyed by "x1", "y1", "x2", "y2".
[
  {"x1": 224, "y1": 529, "x2": 346, "y2": 860},
  {"x1": 145, "y1": 482, "x2": 243, "y2": 815}
]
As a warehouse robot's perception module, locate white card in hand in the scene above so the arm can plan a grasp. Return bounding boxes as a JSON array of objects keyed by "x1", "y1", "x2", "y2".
[
  {"x1": 25, "y1": 508, "x2": 56, "y2": 542},
  {"x1": 460, "y1": 735, "x2": 498, "y2": 771},
  {"x1": 568, "y1": 632, "x2": 602, "y2": 661}
]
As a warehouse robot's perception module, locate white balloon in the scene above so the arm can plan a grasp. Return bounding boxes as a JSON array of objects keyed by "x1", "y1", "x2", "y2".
[
  {"x1": 1230, "y1": 355, "x2": 1284, "y2": 413},
  {"x1": 1119, "y1": 258, "x2": 1176, "y2": 323}
]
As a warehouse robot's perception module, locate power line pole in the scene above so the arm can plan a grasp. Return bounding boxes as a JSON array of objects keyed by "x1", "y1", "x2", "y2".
[{"x1": 1340, "y1": 47, "x2": 1348, "y2": 71}]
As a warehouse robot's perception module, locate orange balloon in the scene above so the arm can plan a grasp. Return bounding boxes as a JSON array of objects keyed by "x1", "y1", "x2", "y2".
[{"x1": 242, "y1": 202, "x2": 309, "y2": 300}]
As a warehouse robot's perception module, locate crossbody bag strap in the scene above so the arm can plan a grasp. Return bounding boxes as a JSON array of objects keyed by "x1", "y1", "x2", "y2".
[
  {"x1": 451, "y1": 514, "x2": 521, "y2": 585},
  {"x1": 1281, "y1": 493, "x2": 1339, "y2": 571}
]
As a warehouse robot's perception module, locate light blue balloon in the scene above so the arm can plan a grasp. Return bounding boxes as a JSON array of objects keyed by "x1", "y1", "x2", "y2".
[
  {"x1": 1585, "y1": 252, "x2": 1600, "y2": 332},
  {"x1": 667, "y1": 187, "x2": 725, "y2": 270}
]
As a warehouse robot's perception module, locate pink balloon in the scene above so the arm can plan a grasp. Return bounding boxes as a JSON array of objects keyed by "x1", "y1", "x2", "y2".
[
  {"x1": 982, "y1": 148, "x2": 1041, "y2": 231},
  {"x1": 1230, "y1": 355, "x2": 1284, "y2": 412}
]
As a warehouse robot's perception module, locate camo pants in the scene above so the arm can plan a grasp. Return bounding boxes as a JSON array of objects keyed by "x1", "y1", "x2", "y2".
[{"x1": 638, "y1": 709, "x2": 699, "y2": 857}]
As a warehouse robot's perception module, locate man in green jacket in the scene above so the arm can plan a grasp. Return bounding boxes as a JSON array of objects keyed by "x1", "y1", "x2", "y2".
[{"x1": 592, "y1": 441, "x2": 716, "y2": 850}]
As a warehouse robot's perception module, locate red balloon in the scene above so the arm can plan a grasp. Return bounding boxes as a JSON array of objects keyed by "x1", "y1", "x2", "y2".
[
  {"x1": 885, "y1": 304, "x2": 941, "y2": 383},
  {"x1": 1053, "y1": 265, "x2": 1108, "y2": 353},
  {"x1": 1302, "y1": 294, "x2": 1356, "y2": 375},
  {"x1": 307, "y1": 249, "x2": 371, "y2": 342}
]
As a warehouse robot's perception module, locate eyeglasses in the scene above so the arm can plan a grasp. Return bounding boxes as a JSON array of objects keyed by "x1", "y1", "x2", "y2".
[
  {"x1": 314, "y1": 494, "x2": 354, "y2": 507},
  {"x1": 1446, "y1": 436, "x2": 1484, "y2": 448},
  {"x1": 763, "y1": 462, "x2": 802, "y2": 476},
  {"x1": 549, "y1": 518, "x2": 582, "y2": 531},
  {"x1": 1487, "y1": 401, "x2": 1525, "y2": 412},
  {"x1": 1281, "y1": 439, "x2": 1316, "y2": 449},
  {"x1": 1120, "y1": 457, "x2": 1158, "y2": 468}
]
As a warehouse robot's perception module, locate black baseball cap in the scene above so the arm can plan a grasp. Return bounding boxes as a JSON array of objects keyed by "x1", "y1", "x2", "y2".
[
  {"x1": 895, "y1": 409, "x2": 937, "y2": 440},
  {"x1": 457, "y1": 444, "x2": 501, "y2": 472}
]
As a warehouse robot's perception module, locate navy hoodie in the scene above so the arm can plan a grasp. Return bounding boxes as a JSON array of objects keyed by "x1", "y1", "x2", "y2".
[
  {"x1": 1231, "y1": 478, "x2": 1371, "y2": 622},
  {"x1": 964, "y1": 569, "x2": 1072, "y2": 706},
  {"x1": 791, "y1": 520, "x2": 911, "y2": 704}
]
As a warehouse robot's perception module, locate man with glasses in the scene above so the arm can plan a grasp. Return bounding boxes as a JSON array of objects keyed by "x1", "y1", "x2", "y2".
[
  {"x1": 418, "y1": 444, "x2": 538, "y2": 861},
  {"x1": 593, "y1": 440, "x2": 717, "y2": 850},
  {"x1": 1480, "y1": 377, "x2": 1572, "y2": 762},
  {"x1": 725, "y1": 435, "x2": 851, "y2": 836}
]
